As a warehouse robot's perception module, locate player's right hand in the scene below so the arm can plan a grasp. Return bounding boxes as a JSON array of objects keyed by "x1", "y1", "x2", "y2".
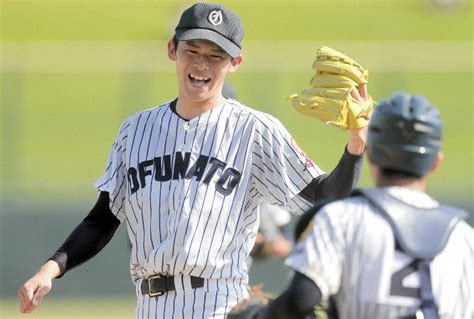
[
  {"x1": 18, "y1": 260, "x2": 60, "y2": 313},
  {"x1": 18, "y1": 275, "x2": 52, "y2": 313}
]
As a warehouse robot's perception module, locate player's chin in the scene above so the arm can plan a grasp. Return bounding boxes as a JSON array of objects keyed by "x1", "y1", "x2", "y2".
[{"x1": 186, "y1": 83, "x2": 215, "y2": 100}]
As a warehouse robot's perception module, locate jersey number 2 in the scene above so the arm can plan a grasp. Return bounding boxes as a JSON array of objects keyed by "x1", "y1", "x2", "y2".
[{"x1": 390, "y1": 260, "x2": 420, "y2": 298}]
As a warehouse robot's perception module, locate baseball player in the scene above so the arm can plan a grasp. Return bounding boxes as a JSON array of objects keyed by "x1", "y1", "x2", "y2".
[
  {"x1": 18, "y1": 3, "x2": 370, "y2": 318},
  {"x1": 236, "y1": 92, "x2": 473, "y2": 319}
]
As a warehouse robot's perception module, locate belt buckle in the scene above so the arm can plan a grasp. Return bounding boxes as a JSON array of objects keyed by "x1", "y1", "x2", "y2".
[{"x1": 148, "y1": 274, "x2": 164, "y2": 297}]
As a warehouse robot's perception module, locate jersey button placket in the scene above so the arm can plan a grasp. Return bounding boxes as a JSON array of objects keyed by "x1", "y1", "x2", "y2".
[{"x1": 181, "y1": 122, "x2": 190, "y2": 150}]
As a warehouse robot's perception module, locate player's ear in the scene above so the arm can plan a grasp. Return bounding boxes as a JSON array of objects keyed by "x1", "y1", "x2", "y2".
[
  {"x1": 168, "y1": 39, "x2": 177, "y2": 61},
  {"x1": 428, "y1": 150, "x2": 444, "y2": 175},
  {"x1": 228, "y1": 54, "x2": 243, "y2": 73}
]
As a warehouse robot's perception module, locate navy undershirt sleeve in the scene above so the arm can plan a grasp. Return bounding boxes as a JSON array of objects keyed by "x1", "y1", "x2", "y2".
[
  {"x1": 261, "y1": 271, "x2": 323, "y2": 319},
  {"x1": 299, "y1": 146, "x2": 363, "y2": 203},
  {"x1": 48, "y1": 191, "x2": 121, "y2": 277}
]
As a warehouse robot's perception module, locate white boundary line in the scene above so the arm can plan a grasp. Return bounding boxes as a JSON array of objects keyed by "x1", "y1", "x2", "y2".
[{"x1": 1, "y1": 41, "x2": 472, "y2": 73}]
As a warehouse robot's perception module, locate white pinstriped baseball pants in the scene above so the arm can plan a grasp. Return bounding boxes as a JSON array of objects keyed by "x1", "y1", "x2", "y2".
[{"x1": 135, "y1": 276, "x2": 250, "y2": 319}]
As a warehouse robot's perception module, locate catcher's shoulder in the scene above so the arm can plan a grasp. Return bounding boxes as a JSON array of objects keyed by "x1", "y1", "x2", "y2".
[
  {"x1": 332, "y1": 195, "x2": 372, "y2": 212},
  {"x1": 312, "y1": 196, "x2": 370, "y2": 222}
]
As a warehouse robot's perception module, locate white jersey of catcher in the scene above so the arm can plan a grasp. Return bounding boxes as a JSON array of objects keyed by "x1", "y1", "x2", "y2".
[
  {"x1": 95, "y1": 98, "x2": 323, "y2": 283},
  {"x1": 286, "y1": 186, "x2": 474, "y2": 319}
]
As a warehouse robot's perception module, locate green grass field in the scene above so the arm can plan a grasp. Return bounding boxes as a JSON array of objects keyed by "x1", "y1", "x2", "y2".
[{"x1": 1, "y1": 296, "x2": 137, "y2": 319}]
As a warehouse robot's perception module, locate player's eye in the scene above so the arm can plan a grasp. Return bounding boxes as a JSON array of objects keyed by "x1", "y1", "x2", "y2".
[
  {"x1": 188, "y1": 50, "x2": 198, "y2": 55},
  {"x1": 210, "y1": 55, "x2": 224, "y2": 61}
]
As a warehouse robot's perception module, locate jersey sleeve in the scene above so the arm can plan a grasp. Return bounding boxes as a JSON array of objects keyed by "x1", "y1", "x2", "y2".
[
  {"x1": 251, "y1": 115, "x2": 325, "y2": 213},
  {"x1": 93, "y1": 118, "x2": 130, "y2": 222},
  {"x1": 285, "y1": 202, "x2": 349, "y2": 299}
]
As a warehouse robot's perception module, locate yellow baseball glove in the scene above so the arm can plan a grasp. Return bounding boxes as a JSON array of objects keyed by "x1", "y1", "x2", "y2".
[{"x1": 288, "y1": 46, "x2": 374, "y2": 129}]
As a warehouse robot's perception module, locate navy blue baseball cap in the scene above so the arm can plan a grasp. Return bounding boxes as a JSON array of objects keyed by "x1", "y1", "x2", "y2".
[{"x1": 174, "y1": 2, "x2": 244, "y2": 58}]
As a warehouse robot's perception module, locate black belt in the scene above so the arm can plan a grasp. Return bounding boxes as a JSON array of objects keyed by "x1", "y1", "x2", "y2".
[{"x1": 141, "y1": 275, "x2": 205, "y2": 297}]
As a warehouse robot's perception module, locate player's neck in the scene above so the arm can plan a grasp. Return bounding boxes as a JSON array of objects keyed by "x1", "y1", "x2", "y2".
[
  {"x1": 376, "y1": 177, "x2": 427, "y2": 192},
  {"x1": 175, "y1": 95, "x2": 225, "y2": 120}
]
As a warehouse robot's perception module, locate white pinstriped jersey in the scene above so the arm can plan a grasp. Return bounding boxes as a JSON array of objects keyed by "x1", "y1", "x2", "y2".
[
  {"x1": 95, "y1": 98, "x2": 324, "y2": 285},
  {"x1": 286, "y1": 186, "x2": 474, "y2": 319}
]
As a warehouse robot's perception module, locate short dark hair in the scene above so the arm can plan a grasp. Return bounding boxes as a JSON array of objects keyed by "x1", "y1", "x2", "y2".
[
  {"x1": 172, "y1": 36, "x2": 179, "y2": 49},
  {"x1": 379, "y1": 168, "x2": 421, "y2": 180}
]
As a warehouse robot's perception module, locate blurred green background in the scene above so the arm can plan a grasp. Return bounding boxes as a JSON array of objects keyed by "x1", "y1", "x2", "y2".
[{"x1": 1, "y1": 0, "x2": 472, "y2": 318}]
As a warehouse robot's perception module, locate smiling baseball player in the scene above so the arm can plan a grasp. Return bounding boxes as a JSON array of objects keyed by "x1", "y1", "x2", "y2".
[{"x1": 18, "y1": 3, "x2": 371, "y2": 318}]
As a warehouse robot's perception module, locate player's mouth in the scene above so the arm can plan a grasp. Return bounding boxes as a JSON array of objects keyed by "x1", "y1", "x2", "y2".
[{"x1": 188, "y1": 74, "x2": 211, "y2": 85}]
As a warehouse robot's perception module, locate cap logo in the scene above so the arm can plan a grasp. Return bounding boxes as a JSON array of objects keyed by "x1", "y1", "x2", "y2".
[{"x1": 208, "y1": 10, "x2": 223, "y2": 26}]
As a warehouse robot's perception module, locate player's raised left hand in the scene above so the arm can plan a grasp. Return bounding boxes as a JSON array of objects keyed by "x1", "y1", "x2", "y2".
[{"x1": 347, "y1": 82, "x2": 369, "y2": 155}]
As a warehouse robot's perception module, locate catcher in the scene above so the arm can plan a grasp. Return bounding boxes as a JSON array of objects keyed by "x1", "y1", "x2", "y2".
[{"x1": 229, "y1": 92, "x2": 473, "y2": 319}]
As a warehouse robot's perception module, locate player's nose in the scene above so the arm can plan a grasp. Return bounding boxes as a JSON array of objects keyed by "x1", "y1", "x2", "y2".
[{"x1": 193, "y1": 56, "x2": 209, "y2": 71}]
